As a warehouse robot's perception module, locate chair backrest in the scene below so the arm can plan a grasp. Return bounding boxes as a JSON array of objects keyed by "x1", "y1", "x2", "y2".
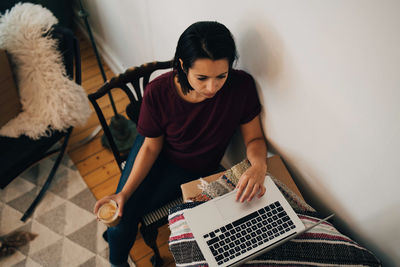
[
  {"x1": 88, "y1": 60, "x2": 173, "y2": 170},
  {"x1": 51, "y1": 26, "x2": 81, "y2": 84}
]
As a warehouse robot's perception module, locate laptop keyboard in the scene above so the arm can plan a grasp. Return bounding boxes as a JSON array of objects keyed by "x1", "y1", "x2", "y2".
[{"x1": 203, "y1": 201, "x2": 295, "y2": 265}]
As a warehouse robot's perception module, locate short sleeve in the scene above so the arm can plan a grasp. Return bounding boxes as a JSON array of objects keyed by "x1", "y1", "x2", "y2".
[
  {"x1": 137, "y1": 86, "x2": 164, "y2": 138},
  {"x1": 239, "y1": 74, "x2": 261, "y2": 124}
]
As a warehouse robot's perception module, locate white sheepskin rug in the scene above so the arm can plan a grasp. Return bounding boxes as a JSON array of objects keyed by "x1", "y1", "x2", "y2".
[{"x1": 0, "y1": 3, "x2": 91, "y2": 139}]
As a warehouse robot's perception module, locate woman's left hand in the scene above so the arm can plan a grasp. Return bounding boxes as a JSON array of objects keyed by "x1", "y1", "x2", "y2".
[{"x1": 235, "y1": 164, "x2": 267, "y2": 202}]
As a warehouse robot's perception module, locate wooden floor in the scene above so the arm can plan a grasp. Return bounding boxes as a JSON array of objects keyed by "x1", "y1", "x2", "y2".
[{"x1": 67, "y1": 30, "x2": 175, "y2": 267}]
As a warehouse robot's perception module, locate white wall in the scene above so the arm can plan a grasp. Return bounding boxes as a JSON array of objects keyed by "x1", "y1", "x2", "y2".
[{"x1": 76, "y1": 0, "x2": 400, "y2": 265}]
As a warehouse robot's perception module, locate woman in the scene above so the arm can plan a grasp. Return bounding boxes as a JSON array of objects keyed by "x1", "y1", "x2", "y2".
[{"x1": 94, "y1": 21, "x2": 267, "y2": 267}]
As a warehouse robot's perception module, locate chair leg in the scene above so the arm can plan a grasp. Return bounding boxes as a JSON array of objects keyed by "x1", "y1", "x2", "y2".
[
  {"x1": 139, "y1": 223, "x2": 164, "y2": 267},
  {"x1": 21, "y1": 129, "x2": 72, "y2": 222}
]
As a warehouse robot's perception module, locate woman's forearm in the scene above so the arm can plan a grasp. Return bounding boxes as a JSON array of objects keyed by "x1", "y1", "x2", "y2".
[
  {"x1": 246, "y1": 137, "x2": 267, "y2": 172},
  {"x1": 236, "y1": 125, "x2": 268, "y2": 202},
  {"x1": 120, "y1": 136, "x2": 163, "y2": 199}
]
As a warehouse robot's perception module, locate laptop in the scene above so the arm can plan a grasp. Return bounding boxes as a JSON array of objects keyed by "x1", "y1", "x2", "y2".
[{"x1": 184, "y1": 175, "x2": 334, "y2": 267}]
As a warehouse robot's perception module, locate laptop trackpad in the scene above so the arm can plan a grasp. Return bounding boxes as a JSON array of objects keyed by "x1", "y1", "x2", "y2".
[{"x1": 214, "y1": 191, "x2": 265, "y2": 221}]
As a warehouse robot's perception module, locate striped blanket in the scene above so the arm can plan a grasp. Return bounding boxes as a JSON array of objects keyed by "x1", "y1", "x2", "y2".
[{"x1": 168, "y1": 204, "x2": 381, "y2": 266}]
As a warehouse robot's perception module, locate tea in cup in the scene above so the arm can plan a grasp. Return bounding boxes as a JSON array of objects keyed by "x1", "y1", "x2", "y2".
[{"x1": 97, "y1": 199, "x2": 120, "y2": 227}]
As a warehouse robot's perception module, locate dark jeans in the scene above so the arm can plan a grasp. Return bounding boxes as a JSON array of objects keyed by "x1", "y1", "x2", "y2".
[{"x1": 107, "y1": 134, "x2": 221, "y2": 265}]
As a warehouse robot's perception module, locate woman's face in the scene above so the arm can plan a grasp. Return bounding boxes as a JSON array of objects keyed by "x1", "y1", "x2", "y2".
[{"x1": 182, "y1": 58, "x2": 229, "y2": 102}]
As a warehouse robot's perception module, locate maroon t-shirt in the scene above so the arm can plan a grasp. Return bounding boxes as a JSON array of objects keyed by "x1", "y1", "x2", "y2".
[{"x1": 137, "y1": 69, "x2": 261, "y2": 173}]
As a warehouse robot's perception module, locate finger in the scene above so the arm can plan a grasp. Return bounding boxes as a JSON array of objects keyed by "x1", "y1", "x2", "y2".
[
  {"x1": 235, "y1": 183, "x2": 244, "y2": 201},
  {"x1": 93, "y1": 198, "x2": 107, "y2": 214},
  {"x1": 240, "y1": 183, "x2": 254, "y2": 203},
  {"x1": 258, "y1": 185, "x2": 266, "y2": 198},
  {"x1": 247, "y1": 184, "x2": 259, "y2": 202},
  {"x1": 235, "y1": 180, "x2": 241, "y2": 189},
  {"x1": 93, "y1": 204, "x2": 99, "y2": 215},
  {"x1": 235, "y1": 180, "x2": 247, "y2": 201},
  {"x1": 117, "y1": 201, "x2": 123, "y2": 216}
]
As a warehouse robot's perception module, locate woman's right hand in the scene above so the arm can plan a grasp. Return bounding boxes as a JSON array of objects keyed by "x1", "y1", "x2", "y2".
[{"x1": 93, "y1": 192, "x2": 128, "y2": 217}]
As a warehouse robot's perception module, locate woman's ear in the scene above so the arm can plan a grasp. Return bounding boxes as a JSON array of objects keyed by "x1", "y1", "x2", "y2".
[{"x1": 179, "y1": 58, "x2": 186, "y2": 73}]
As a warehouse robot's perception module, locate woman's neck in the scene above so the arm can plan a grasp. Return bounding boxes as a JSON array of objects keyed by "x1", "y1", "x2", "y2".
[{"x1": 173, "y1": 75, "x2": 206, "y2": 103}]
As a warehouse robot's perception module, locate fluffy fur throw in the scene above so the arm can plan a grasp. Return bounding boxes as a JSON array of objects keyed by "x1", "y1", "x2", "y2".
[{"x1": 0, "y1": 3, "x2": 91, "y2": 139}]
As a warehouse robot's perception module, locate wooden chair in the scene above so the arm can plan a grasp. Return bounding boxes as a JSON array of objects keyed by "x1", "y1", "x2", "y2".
[
  {"x1": 0, "y1": 26, "x2": 81, "y2": 222},
  {"x1": 88, "y1": 60, "x2": 181, "y2": 266}
]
